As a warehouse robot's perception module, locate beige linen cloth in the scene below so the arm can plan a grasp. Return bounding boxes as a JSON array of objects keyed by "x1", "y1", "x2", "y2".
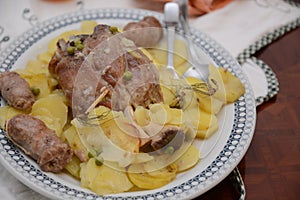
[{"x1": 0, "y1": 0, "x2": 299, "y2": 199}]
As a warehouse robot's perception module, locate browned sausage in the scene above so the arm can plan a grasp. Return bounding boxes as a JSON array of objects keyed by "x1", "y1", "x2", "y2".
[
  {"x1": 6, "y1": 114, "x2": 73, "y2": 173},
  {"x1": 123, "y1": 16, "x2": 163, "y2": 47},
  {"x1": 0, "y1": 72, "x2": 35, "y2": 112}
]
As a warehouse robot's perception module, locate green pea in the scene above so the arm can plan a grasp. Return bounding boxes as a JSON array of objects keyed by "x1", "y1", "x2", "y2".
[
  {"x1": 88, "y1": 149, "x2": 99, "y2": 158},
  {"x1": 30, "y1": 86, "x2": 40, "y2": 96},
  {"x1": 123, "y1": 71, "x2": 133, "y2": 81},
  {"x1": 67, "y1": 46, "x2": 75, "y2": 55},
  {"x1": 88, "y1": 152, "x2": 94, "y2": 159},
  {"x1": 76, "y1": 43, "x2": 84, "y2": 51},
  {"x1": 74, "y1": 39, "x2": 82, "y2": 46},
  {"x1": 95, "y1": 157, "x2": 104, "y2": 166},
  {"x1": 109, "y1": 26, "x2": 118, "y2": 34},
  {"x1": 165, "y1": 146, "x2": 175, "y2": 154}
]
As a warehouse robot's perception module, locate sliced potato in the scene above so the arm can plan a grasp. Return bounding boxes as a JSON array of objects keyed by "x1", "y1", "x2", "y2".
[
  {"x1": 26, "y1": 73, "x2": 50, "y2": 99},
  {"x1": 31, "y1": 93, "x2": 68, "y2": 136},
  {"x1": 37, "y1": 51, "x2": 53, "y2": 64},
  {"x1": 50, "y1": 89, "x2": 67, "y2": 104},
  {"x1": 25, "y1": 59, "x2": 48, "y2": 75},
  {"x1": 90, "y1": 166, "x2": 133, "y2": 195},
  {"x1": 209, "y1": 65, "x2": 245, "y2": 103},
  {"x1": 148, "y1": 103, "x2": 168, "y2": 125},
  {"x1": 133, "y1": 106, "x2": 151, "y2": 126},
  {"x1": 63, "y1": 125, "x2": 88, "y2": 162},
  {"x1": 198, "y1": 95, "x2": 224, "y2": 114},
  {"x1": 80, "y1": 158, "x2": 98, "y2": 188},
  {"x1": 87, "y1": 106, "x2": 115, "y2": 130},
  {"x1": 183, "y1": 104, "x2": 200, "y2": 130},
  {"x1": 175, "y1": 61, "x2": 190, "y2": 77},
  {"x1": 0, "y1": 106, "x2": 26, "y2": 129},
  {"x1": 64, "y1": 156, "x2": 81, "y2": 178},
  {"x1": 71, "y1": 119, "x2": 106, "y2": 156},
  {"x1": 148, "y1": 38, "x2": 188, "y2": 69},
  {"x1": 173, "y1": 144, "x2": 200, "y2": 172},
  {"x1": 197, "y1": 110, "x2": 218, "y2": 132},
  {"x1": 208, "y1": 64, "x2": 226, "y2": 102},
  {"x1": 185, "y1": 76, "x2": 224, "y2": 114},
  {"x1": 160, "y1": 85, "x2": 177, "y2": 106},
  {"x1": 128, "y1": 163, "x2": 177, "y2": 189},
  {"x1": 48, "y1": 36, "x2": 60, "y2": 55},
  {"x1": 183, "y1": 106, "x2": 218, "y2": 139},
  {"x1": 16, "y1": 60, "x2": 48, "y2": 78},
  {"x1": 196, "y1": 121, "x2": 219, "y2": 139},
  {"x1": 86, "y1": 107, "x2": 138, "y2": 154},
  {"x1": 149, "y1": 103, "x2": 183, "y2": 126},
  {"x1": 106, "y1": 118, "x2": 140, "y2": 153},
  {"x1": 222, "y1": 69, "x2": 245, "y2": 103},
  {"x1": 31, "y1": 107, "x2": 53, "y2": 118},
  {"x1": 34, "y1": 93, "x2": 68, "y2": 123},
  {"x1": 80, "y1": 158, "x2": 133, "y2": 195},
  {"x1": 81, "y1": 20, "x2": 98, "y2": 34}
]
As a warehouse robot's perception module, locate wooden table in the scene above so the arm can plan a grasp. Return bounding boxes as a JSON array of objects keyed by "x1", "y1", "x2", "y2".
[{"x1": 198, "y1": 14, "x2": 300, "y2": 200}]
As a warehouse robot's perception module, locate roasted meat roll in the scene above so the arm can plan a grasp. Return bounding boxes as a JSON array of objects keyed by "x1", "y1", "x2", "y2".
[
  {"x1": 0, "y1": 72, "x2": 35, "y2": 112},
  {"x1": 49, "y1": 23, "x2": 163, "y2": 116},
  {"x1": 139, "y1": 126, "x2": 185, "y2": 154},
  {"x1": 123, "y1": 16, "x2": 163, "y2": 47},
  {"x1": 6, "y1": 114, "x2": 73, "y2": 173}
]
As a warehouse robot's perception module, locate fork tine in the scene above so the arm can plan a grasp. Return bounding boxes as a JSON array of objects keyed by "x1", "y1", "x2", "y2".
[
  {"x1": 174, "y1": 0, "x2": 218, "y2": 96},
  {"x1": 164, "y1": 2, "x2": 180, "y2": 79}
]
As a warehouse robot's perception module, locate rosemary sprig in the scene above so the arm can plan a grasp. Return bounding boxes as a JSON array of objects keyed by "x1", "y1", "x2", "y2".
[
  {"x1": 188, "y1": 78, "x2": 218, "y2": 96},
  {"x1": 77, "y1": 110, "x2": 114, "y2": 126}
]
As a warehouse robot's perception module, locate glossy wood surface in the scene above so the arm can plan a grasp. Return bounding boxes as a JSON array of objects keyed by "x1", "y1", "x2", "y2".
[
  {"x1": 198, "y1": 23, "x2": 300, "y2": 200},
  {"x1": 197, "y1": 18, "x2": 300, "y2": 200}
]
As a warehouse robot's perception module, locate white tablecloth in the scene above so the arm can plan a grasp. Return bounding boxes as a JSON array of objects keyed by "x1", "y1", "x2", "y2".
[{"x1": 0, "y1": 0, "x2": 299, "y2": 199}]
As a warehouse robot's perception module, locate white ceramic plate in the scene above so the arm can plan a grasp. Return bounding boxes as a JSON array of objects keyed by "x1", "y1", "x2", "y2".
[{"x1": 0, "y1": 8, "x2": 256, "y2": 200}]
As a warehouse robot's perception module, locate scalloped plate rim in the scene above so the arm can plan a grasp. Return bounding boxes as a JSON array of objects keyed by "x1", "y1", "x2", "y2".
[{"x1": 0, "y1": 8, "x2": 256, "y2": 200}]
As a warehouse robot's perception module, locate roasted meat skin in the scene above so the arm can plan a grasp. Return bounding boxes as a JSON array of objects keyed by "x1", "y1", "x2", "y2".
[
  {"x1": 140, "y1": 126, "x2": 185, "y2": 154},
  {"x1": 6, "y1": 114, "x2": 73, "y2": 173},
  {"x1": 0, "y1": 72, "x2": 35, "y2": 112},
  {"x1": 123, "y1": 16, "x2": 163, "y2": 47},
  {"x1": 111, "y1": 48, "x2": 163, "y2": 111},
  {"x1": 49, "y1": 23, "x2": 163, "y2": 115}
]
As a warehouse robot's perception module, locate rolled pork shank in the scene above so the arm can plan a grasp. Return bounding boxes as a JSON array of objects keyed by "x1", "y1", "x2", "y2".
[{"x1": 49, "y1": 24, "x2": 163, "y2": 116}]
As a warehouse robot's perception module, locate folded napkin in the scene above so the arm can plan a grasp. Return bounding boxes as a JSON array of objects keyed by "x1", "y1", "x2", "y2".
[
  {"x1": 0, "y1": 0, "x2": 299, "y2": 199},
  {"x1": 150, "y1": 0, "x2": 233, "y2": 16},
  {"x1": 190, "y1": 0, "x2": 300, "y2": 102},
  {"x1": 191, "y1": 0, "x2": 300, "y2": 56}
]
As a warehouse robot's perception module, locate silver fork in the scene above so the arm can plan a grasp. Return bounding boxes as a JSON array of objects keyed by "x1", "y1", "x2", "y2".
[
  {"x1": 164, "y1": 2, "x2": 180, "y2": 79},
  {"x1": 173, "y1": 1, "x2": 246, "y2": 199},
  {"x1": 164, "y1": 1, "x2": 217, "y2": 96},
  {"x1": 164, "y1": 1, "x2": 209, "y2": 81},
  {"x1": 174, "y1": 0, "x2": 210, "y2": 82}
]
